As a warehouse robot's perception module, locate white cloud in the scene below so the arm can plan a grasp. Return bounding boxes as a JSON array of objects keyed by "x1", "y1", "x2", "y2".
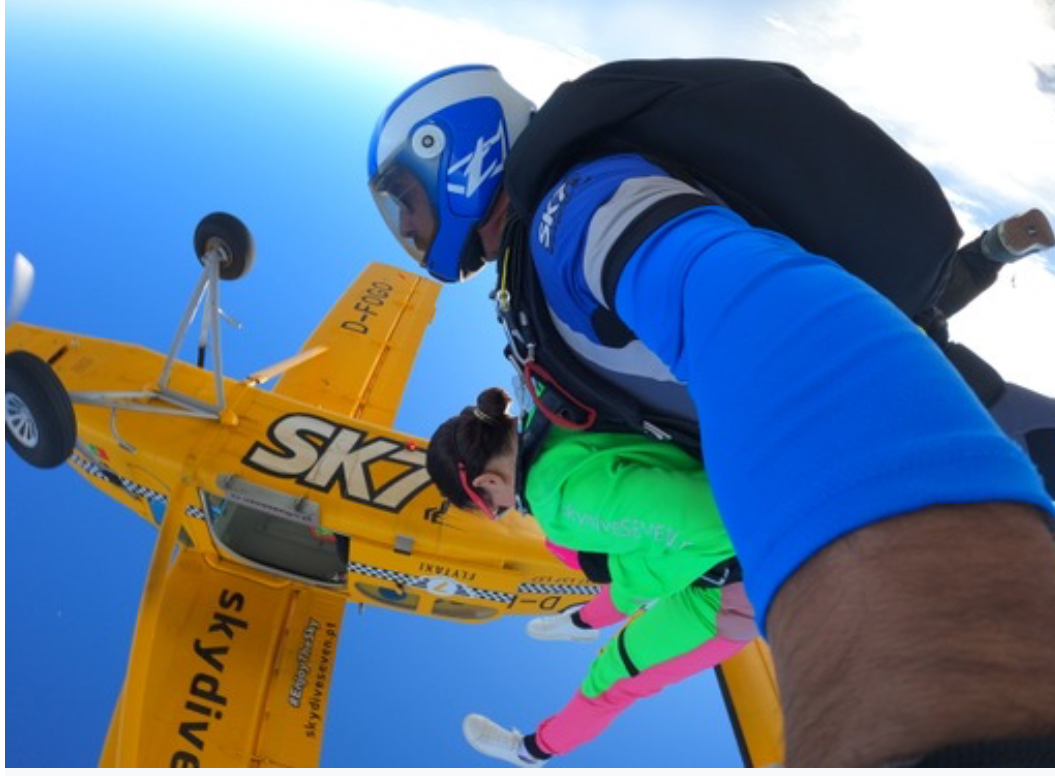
[
  {"x1": 790, "y1": 0, "x2": 1055, "y2": 214},
  {"x1": 949, "y1": 256, "x2": 1055, "y2": 394},
  {"x1": 156, "y1": 0, "x2": 600, "y2": 103},
  {"x1": 764, "y1": 15, "x2": 800, "y2": 36}
]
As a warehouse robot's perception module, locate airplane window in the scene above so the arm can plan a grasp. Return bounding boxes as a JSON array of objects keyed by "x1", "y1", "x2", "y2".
[
  {"x1": 431, "y1": 599, "x2": 497, "y2": 621},
  {"x1": 353, "y1": 582, "x2": 420, "y2": 611},
  {"x1": 202, "y1": 491, "x2": 349, "y2": 587}
]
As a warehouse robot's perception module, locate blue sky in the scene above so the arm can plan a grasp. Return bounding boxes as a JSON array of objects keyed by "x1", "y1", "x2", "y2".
[{"x1": 6, "y1": 0, "x2": 1055, "y2": 768}]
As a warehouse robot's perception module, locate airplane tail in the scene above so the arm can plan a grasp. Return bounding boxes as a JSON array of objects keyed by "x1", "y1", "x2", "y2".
[{"x1": 269, "y1": 263, "x2": 440, "y2": 426}]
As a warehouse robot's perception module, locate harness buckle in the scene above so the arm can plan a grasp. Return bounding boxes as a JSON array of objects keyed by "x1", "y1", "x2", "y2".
[
  {"x1": 642, "y1": 420, "x2": 673, "y2": 442},
  {"x1": 695, "y1": 558, "x2": 743, "y2": 588}
]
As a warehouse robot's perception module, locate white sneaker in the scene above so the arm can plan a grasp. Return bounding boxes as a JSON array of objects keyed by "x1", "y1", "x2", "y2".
[
  {"x1": 526, "y1": 606, "x2": 600, "y2": 642},
  {"x1": 462, "y1": 713, "x2": 546, "y2": 767}
]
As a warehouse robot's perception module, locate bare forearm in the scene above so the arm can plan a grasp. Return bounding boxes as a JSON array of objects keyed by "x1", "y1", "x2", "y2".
[{"x1": 768, "y1": 503, "x2": 1055, "y2": 766}]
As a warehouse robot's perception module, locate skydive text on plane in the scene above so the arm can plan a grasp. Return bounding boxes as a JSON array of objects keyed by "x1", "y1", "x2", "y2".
[{"x1": 170, "y1": 589, "x2": 248, "y2": 767}]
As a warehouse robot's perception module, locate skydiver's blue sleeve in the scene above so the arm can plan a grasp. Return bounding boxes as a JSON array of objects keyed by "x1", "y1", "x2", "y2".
[{"x1": 613, "y1": 204, "x2": 1055, "y2": 633}]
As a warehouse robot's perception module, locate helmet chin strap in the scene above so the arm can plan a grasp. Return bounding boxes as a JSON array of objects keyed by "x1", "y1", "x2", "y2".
[
  {"x1": 479, "y1": 189, "x2": 511, "y2": 259},
  {"x1": 457, "y1": 234, "x2": 487, "y2": 280},
  {"x1": 456, "y1": 188, "x2": 511, "y2": 279}
]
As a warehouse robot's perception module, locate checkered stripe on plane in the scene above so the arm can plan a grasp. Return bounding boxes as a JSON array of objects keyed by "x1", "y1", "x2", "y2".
[
  {"x1": 72, "y1": 452, "x2": 168, "y2": 506},
  {"x1": 518, "y1": 581, "x2": 603, "y2": 596},
  {"x1": 347, "y1": 561, "x2": 515, "y2": 603}
]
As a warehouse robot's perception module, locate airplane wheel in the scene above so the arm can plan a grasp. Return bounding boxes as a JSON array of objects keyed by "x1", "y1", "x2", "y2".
[
  {"x1": 5, "y1": 351, "x2": 77, "y2": 469},
  {"x1": 194, "y1": 212, "x2": 255, "y2": 280}
]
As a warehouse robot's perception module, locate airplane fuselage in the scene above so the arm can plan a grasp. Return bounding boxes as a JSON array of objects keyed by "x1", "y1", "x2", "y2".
[{"x1": 10, "y1": 321, "x2": 599, "y2": 623}]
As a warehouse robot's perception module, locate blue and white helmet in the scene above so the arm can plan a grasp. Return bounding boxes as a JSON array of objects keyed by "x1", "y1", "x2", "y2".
[{"x1": 368, "y1": 65, "x2": 535, "y2": 283}]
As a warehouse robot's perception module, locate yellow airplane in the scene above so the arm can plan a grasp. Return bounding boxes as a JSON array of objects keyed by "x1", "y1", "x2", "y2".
[{"x1": 4, "y1": 213, "x2": 782, "y2": 767}]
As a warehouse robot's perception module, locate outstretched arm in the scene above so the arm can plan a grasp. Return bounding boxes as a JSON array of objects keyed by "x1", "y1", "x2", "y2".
[{"x1": 612, "y1": 205, "x2": 1055, "y2": 765}]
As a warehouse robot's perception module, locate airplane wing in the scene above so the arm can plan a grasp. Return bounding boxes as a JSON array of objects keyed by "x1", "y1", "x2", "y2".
[
  {"x1": 268, "y1": 263, "x2": 440, "y2": 425},
  {"x1": 99, "y1": 492, "x2": 346, "y2": 767},
  {"x1": 714, "y1": 640, "x2": 785, "y2": 767}
]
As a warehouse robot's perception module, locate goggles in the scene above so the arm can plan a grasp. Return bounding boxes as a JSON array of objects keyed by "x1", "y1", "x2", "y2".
[
  {"x1": 457, "y1": 462, "x2": 506, "y2": 520},
  {"x1": 369, "y1": 160, "x2": 438, "y2": 268}
]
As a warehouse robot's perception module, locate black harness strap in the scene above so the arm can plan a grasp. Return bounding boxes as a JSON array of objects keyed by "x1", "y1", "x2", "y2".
[
  {"x1": 616, "y1": 628, "x2": 641, "y2": 678},
  {"x1": 599, "y1": 190, "x2": 717, "y2": 312},
  {"x1": 496, "y1": 211, "x2": 701, "y2": 455}
]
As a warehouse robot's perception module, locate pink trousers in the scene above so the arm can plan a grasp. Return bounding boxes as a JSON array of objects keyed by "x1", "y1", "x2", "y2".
[
  {"x1": 534, "y1": 632, "x2": 747, "y2": 755},
  {"x1": 535, "y1": 543, "x2": 756, "y2": 756}
]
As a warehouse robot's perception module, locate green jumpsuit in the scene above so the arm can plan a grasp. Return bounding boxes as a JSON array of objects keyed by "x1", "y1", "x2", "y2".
[{"x1": 524, "y1": 425, "x2": 738, "y2": 693}]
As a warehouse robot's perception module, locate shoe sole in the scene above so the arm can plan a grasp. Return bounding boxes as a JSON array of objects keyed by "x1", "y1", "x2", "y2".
[{"x1": 526, "y1": 621, "x2": 601, "y2": 642}]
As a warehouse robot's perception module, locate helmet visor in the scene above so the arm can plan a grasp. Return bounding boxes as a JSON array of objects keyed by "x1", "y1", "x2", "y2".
[{"x1": 369, "y1": 162, "x2": 438, "y2": 267}]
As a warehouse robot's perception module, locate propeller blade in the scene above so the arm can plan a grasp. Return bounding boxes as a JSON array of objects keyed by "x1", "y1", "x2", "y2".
[{"x1": 7, "y1": 253, "x2": 36, "y2": 327}]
